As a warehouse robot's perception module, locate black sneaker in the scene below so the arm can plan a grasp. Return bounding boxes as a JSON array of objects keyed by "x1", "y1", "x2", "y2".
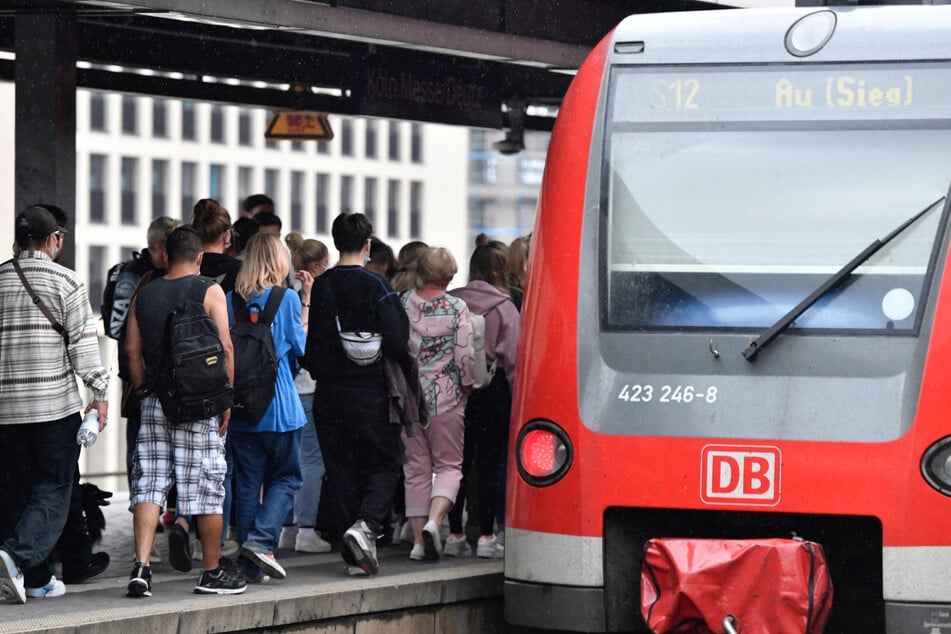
[
  {"x1": 167, "y1": 523, "x2": 193, "y2": 573},
  {"x1": 218, "y1": 556, "x2": 239, "y2": 577},
  {"x1": 194, "y1": 567, "x2": 248, "y2": 595},
  {"x1": 63, "y1": 552, "x2": 110, "y2": 584},
  {"x1": 127, "y1": 563, "x2": 152, "y2": 598}
]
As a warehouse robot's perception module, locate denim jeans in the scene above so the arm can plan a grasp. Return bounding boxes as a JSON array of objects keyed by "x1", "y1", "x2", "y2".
[
  {"x1": 0, "y1": 414, "x2": 81, "y2": 587},
  {"x1": 221, "y1": 435, "x2": 235, "y2": 544},
  {"x1": 231, "y1": 429, "x2": 302, "y2": 554},
  {"x1": 293, "y1": 393, "x2": 326, "y2": 527}
]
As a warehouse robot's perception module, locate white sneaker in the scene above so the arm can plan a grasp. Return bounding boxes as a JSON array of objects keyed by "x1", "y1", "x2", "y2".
[
  {"x1": 0, "y1": 548, "x2": 25, "y2": 604},
  {"x1": 343, "y1": 520, "x2": 378, "y2": 575},
  {"x1": 444, "y1": 534, "x2": 472, "y2": 558},
  {"x1": 25, "y1": 575, "x2": 66, "y2": 598},
  {"x1": 278, "y1": 525, "x2": 299, "y2": 550},
  {"x1": 191, "y1": 536, "x2": 204, "y2": 562},
  {"x1": 476, "y1": 535, "x2": 504, "y2": 559},
  {"x1": 296, "y1": 528, "x2": 332, "y2": 553},
  {"x1": 409, "y1": 544, "x2": 426, "y2": 561},
  {"x1": 496, "y1": 529, "x2": 505, "y2": 546},
  {"x1": 422, "y1": 520, "x2": 442, "y2": 560},
  {"x1": 399, "y1": 520, "x2": 414, "y2": 545}
]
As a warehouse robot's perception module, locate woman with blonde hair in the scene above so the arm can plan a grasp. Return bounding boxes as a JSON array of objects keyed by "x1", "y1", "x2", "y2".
[
  {"x1": 277, "y1": 235, "x2": 333, "y2": 554},
  {"x1": 400, "y1": 247, "x2": 475, "y2": 560},
  {"x1": 391, "y1": 240, "x2": 429, "y2": 293},
  {"x1": 226, "y1": 233, "x2": 310, "y2": 583}
]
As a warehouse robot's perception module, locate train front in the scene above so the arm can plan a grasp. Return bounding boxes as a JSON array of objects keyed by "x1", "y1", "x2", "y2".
[{"x1": 504, "y1": 7, "x2": 951, "y2": 634}]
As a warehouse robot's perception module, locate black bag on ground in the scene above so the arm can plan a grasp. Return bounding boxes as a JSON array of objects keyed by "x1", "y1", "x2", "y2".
[
  {"x1": 157, "y1": 280, "x2": 233, "y2": 424},
  {"x1": 231, "y1": 287, "x2": 287, "y2": 424}
]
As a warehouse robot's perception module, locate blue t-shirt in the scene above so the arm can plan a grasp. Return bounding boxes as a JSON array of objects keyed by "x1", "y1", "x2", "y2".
[{"x1": 226, "y1": 286, "x2": 307, "y2": 433}]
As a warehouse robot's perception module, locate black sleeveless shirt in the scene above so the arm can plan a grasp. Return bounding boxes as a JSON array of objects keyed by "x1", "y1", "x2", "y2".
[{"x1": 134, "y1": 275, "x2": 217, "y2": 391}]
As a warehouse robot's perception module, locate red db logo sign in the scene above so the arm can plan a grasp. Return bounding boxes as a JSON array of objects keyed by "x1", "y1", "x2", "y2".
[{"x1": 701, "y1": 445, "x2": 781, "y2": 506}]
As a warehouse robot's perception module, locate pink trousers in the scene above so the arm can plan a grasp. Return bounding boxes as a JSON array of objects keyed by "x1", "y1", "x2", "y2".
[{"x1": 402, "y1": 399, "x2": 466, "y2": 518}]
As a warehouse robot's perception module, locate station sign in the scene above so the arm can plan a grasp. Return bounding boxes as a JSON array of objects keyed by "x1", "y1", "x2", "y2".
[
  {"x1": 355, "y1": 51, "x2": 504, "y2": 128},
  {"x1": 265, "y1": 112, "x2": 334, "y2": 140}
]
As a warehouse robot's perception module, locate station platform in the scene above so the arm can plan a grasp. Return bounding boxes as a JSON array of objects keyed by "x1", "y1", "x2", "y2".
[{"x1": 0, "y1": 493, "x2": 504, "y2": 634}]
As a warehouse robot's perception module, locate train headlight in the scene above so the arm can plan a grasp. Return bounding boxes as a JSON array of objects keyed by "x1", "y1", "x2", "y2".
[
  {"x1": 920, "y1": 437, "x2": 951, "y2": 496},
  {"x1": 516, "y1": 420, "x2": 572, "y2": 487}
]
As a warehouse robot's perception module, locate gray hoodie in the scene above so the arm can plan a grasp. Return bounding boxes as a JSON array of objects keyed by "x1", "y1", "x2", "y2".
[{"x1": 450, "y1": 280, "x2": 520, "y2": 385}]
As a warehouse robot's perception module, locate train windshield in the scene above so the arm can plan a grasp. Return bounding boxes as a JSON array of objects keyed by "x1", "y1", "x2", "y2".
[{"x1": 603, "y1": 63, "x2": 951, "y2": 333}]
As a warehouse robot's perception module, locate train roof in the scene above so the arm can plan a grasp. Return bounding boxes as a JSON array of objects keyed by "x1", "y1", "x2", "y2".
[{"x1": 611, "y1": 6, "x2": 951, "y2": 64}]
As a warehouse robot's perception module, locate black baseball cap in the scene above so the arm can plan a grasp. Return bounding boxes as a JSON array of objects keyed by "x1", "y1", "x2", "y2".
[{"x1": 15, "y1": 206, "x2": 59, "y2": 246}]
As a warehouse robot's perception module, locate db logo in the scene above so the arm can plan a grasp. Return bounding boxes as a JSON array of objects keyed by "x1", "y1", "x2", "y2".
[{"x1": 700, "y1": 445, "x2": 781, "y2": 506}]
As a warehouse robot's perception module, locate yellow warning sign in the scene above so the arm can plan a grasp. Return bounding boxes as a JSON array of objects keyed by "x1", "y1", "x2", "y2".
[{"x1": 265, "y1": 112, "x2": 334, "y2": 141}]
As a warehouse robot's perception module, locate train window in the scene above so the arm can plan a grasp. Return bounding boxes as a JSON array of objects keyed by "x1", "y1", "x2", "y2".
[{"x1": 602, "y1": 65, "x2": 951, "y2": 333}]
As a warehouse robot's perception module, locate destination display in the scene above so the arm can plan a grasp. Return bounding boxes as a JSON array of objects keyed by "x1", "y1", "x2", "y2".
[{"x1": 611, "y1": 65, "x2": 951, "y2": 122}]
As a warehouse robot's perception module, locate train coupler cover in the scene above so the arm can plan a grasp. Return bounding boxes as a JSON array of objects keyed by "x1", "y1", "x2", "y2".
[{"x1": 640, "y1": 537, "x2": 833, "y2": 633}]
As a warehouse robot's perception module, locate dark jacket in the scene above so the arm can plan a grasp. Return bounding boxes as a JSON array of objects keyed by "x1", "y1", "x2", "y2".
[{"x1": 303, "y1": 265, "x2": 409, "y2": 387}]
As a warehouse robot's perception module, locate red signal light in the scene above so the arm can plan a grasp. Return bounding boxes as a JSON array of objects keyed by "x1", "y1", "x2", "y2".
[{"x1": 517, "y1": 424, "x2": 570, "y2": 485}]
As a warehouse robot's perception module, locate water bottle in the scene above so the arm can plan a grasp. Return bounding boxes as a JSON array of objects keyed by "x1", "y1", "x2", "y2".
[{"x1": 77, "y1": 410, "x2": 99, "y2": 448}]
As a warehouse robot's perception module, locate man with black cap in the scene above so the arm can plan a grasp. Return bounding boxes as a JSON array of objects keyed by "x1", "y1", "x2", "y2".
[{"x1": 0, "y1": 205, "x2": 109, "y2": 603}]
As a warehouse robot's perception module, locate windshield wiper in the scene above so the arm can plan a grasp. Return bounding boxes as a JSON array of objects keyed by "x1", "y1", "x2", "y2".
[{"x1": 742, "y1": 195, "x2": 947, "y2": 362}]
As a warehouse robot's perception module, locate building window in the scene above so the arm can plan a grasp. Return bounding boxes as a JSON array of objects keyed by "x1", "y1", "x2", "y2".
[
  {"x1": 317, "y1": 139, "x2": 329, "y2": 155},
  {"x1": 89, "y1": 92, "x2": 106, "y2": 132},
  {"x1": 365, "y1": 119, "x2": 378, "y2": 159},
  {"x1": 210, "y1": 105, "x2": 225, "y2": 143},
  {"x1": 209, "y1": 164, "x2": 225, "y2": 201},
  {"x1": 266, "y1": 139, "x2": 278, "y2": 150},
  {"x1": 181, "y1": 101, "x2": 196, "y2": 141},
  {"x1": 238, "y1": 166, "x2": 253, "y2": 204},
  {"x1": 410, "y1": 181, "x2": 423, "y2": 239},
  {"x1": 122, "y1": 96, "x2": 137, "y2": 135},
  {"x1": 316, "y1": 173, "x2": 329, "y2": 234},
  {"x1": 341, "y1": 175, "x2": 353, "y2": 215},
  {"x1": 387, "y1": 179, "x2": 400, "y2": 238},
  {"x1": 264, "y1": 169, "x2": 279, "y2": 201},
  {"x1": 181, "y1": 161, "x2": 196, "y2": 219},
  {"x1": 152, "y1": 159, "x2": 168, "y2": 219},
  {"x1": 411, "y1": 123, "x2": 423, "y2": 163},
  {"x1": 89, "y1": 154, "x2": 106, "y2": 224},
  {"x1": 292, "y1": 141, "x2": 304, "y2": 153},
  {"x1": 121, "y1": 157, "x2": 138, "y2": 225},
  {"x1": 389, "y1": 121, "x2": 401, "y2": 161},
  {"x1": 238, "y1": 109, "x2": 252, "y2": 146},
  {"x1": 341, "y1": 119, "x2": 353, "y2": 157},
  {"x1": 88, "y1": 246, "x2": 106, "y2": 308},
  {"x1": 364, "y1": 177, "x2": 377, "y2": 224},
  {"x1": 152, "y1": 100, "x2": 167, "y2": 138},
  {"x1": 290, "y1": 171, "x2": 304, "y2": 232}
]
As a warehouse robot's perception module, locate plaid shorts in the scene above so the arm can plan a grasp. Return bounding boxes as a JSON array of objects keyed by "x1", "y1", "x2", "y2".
[{"x1": 129, "y1": 395, "x2": 227, "y2": 516}]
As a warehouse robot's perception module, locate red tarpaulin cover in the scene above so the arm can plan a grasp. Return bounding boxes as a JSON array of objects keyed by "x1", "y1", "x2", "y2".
[{"x1": 641, "y1": 538, "x2": 833, "y2": 633}]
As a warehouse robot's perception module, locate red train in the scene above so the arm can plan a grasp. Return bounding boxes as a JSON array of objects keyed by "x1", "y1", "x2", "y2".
[{"x1": 504, "y1": 6, "x2": 951, "y2": 633}]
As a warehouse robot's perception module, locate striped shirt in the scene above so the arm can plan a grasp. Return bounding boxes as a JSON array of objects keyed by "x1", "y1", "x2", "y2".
[{"x1": 0, "y1": 251, "x2": 109, "y2": 425}]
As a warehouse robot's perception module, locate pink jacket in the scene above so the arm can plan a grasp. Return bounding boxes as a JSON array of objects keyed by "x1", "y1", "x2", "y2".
[{"x1": 450, "y1": 281, "x2": 520, "y2": 386}]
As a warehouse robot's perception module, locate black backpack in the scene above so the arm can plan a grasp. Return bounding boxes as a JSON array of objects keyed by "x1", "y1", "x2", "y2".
[
  {"x1": 101, "y1": 256, "x2": 138, "y2": 339},
  {"x1": 157, "y1": 280, "x2": 234, "y2": 424},
  {"x1": 231, "y1": 287, "x2": 287, "y2": 424}
]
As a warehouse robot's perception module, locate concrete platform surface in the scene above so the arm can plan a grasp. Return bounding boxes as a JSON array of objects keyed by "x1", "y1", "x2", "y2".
[{"x1": 0, "y1": 494, "x2": 504, "y2": 634}]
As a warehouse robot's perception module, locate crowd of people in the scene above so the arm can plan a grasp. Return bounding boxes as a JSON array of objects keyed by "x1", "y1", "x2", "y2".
[{"x1": 0, "y1": 195, "x2": 530, "y2": 603}]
